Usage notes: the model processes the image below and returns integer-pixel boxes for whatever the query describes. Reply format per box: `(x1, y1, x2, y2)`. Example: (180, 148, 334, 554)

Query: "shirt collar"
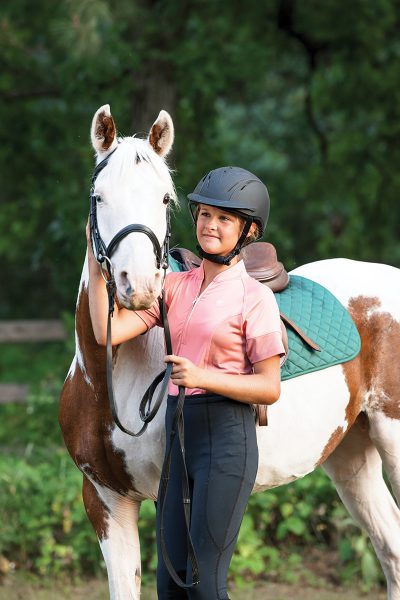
(193, 259, 246, 283)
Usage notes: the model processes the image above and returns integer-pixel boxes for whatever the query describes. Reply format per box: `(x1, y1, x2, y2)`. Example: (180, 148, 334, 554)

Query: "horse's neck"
(74, 256, 165, 404)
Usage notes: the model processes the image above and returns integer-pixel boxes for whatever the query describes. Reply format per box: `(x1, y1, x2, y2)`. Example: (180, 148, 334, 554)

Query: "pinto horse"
(59, 104, 400, 600)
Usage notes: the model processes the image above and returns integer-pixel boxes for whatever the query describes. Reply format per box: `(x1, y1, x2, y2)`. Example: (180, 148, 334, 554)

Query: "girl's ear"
(246, 221, 258, 237)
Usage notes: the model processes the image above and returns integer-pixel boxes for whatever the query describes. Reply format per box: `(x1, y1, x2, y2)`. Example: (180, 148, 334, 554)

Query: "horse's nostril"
(121, 271, 134, 297)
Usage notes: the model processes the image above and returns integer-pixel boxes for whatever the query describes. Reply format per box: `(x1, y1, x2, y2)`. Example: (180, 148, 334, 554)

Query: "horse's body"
(60, 106, 400, 600)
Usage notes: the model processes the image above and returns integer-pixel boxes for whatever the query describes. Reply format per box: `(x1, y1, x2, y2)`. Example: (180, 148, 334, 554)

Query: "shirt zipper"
(178, 281, 212, 351)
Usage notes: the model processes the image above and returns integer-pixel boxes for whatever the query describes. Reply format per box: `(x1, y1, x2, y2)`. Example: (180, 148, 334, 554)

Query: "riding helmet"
(187, 166, 270, 237)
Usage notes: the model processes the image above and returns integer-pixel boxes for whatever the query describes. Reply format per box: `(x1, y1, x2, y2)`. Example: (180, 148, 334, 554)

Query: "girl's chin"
(200, 243, 222, 254)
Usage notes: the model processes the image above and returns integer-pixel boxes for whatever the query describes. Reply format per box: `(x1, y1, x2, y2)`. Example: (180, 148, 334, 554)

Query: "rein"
(88, 149, 200, 588)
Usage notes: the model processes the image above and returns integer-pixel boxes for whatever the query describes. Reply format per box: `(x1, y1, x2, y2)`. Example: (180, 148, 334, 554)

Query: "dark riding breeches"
(156, 393, 259, 600)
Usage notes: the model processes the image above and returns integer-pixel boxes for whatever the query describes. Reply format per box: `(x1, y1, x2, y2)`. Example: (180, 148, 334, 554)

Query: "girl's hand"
(164, 355, 204, 389)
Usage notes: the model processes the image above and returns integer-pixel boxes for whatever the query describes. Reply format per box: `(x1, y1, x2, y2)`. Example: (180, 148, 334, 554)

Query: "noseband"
(88, 147, 172, 437)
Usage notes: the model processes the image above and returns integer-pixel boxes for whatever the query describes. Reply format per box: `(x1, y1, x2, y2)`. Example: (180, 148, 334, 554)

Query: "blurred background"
(0, 0, 399, 597)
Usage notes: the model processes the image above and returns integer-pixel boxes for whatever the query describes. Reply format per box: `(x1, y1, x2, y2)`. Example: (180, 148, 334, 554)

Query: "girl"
(88, 166, 285, 599)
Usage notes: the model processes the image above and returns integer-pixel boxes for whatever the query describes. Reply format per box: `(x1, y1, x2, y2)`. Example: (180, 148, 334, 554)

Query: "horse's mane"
(100, 136, 177, 203)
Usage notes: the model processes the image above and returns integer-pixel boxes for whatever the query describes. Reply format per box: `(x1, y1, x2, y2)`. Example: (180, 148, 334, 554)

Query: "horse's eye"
(163, 193, 170, 205)
(95, 195, 103, 204)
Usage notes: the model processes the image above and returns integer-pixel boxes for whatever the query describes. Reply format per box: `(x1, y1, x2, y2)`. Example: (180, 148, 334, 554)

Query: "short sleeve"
(244, 285, 286, 364)
(135, 299, 161, 330)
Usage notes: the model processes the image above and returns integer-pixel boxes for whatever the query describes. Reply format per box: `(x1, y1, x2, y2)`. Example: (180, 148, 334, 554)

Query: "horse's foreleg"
(322, 415, 400, 600)
(82, 476, 142, 600)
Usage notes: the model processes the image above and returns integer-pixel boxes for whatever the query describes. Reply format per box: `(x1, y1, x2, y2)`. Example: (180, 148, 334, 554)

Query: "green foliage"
(0, 450, 100, 576)
(232, 472, 384, 590)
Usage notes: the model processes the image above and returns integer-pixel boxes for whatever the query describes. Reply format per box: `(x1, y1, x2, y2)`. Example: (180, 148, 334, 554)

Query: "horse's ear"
(91, 104, 118, 156)
(148, 110, 174, 157)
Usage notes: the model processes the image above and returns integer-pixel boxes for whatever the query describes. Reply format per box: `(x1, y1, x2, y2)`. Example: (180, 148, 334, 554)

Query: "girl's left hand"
(164, 355, 203, 389)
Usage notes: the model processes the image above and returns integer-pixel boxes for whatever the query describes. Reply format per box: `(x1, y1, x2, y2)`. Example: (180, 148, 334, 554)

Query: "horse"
(59, 104, 400, 600)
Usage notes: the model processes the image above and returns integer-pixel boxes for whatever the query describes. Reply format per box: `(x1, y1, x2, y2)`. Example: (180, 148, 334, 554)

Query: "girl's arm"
(86, 225, 148, 346)
(165, 354, 281, 405)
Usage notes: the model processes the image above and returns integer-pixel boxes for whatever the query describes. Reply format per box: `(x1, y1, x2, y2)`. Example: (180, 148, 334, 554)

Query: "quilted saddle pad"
(274, 275, 361, 381)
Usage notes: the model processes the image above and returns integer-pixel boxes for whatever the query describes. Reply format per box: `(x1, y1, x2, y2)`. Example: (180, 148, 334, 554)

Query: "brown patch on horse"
(343, 295, 400, 420)
(82, 476, 109, 540)
(316, 426, 344, 467)
(95, 111, 116, 150)
(59, 286, 135, 495)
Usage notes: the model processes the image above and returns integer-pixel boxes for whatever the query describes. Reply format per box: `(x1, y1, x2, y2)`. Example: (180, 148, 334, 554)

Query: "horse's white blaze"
(255, 365, 350, 491)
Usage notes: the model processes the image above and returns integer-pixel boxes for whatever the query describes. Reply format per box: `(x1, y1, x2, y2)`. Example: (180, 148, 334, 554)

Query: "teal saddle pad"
(275, 275, 361, 381)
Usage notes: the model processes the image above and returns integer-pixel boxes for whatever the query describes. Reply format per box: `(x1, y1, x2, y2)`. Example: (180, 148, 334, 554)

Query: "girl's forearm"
(195, 370, 280, 405)
(87, 252, 114, 344)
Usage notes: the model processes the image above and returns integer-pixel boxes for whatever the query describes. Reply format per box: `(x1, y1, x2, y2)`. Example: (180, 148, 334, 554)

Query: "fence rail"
(0, 320, 66, 403)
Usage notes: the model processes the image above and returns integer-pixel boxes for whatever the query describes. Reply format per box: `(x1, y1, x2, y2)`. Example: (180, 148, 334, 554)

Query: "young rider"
(87, 166, 285, 599)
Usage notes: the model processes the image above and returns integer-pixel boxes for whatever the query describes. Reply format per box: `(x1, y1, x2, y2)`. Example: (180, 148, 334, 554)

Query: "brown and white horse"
(60, 105, 400, 600)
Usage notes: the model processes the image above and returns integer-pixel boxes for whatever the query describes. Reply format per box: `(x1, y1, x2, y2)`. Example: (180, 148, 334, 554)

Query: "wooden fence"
(0, 320, 67, 403)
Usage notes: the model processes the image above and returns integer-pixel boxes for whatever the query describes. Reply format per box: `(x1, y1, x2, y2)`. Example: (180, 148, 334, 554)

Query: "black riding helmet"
(187, 166, 270, 265)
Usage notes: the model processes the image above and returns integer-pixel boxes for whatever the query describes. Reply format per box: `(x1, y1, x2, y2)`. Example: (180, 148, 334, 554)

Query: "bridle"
(89, 147, 173, 438)
(88, 147, 200, 588)
(89, 148, 171, 278)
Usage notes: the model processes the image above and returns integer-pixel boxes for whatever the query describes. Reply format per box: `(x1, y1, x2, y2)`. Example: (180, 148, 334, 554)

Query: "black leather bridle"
(89, 148, 172, 438)
(88, 148, 200, 589)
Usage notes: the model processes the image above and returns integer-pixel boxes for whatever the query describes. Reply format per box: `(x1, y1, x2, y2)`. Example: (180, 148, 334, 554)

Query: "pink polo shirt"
(136, 259, 285, 396)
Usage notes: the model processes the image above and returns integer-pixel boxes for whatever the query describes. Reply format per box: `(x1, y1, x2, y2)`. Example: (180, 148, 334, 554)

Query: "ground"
(0, 576, 386, 600)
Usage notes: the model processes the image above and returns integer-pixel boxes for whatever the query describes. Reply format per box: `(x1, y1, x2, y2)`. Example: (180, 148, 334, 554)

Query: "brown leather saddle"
(171, 242, 320, 426)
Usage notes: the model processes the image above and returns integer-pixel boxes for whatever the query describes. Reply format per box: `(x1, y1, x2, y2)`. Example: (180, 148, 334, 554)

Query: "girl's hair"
(193, 204, 260, 248)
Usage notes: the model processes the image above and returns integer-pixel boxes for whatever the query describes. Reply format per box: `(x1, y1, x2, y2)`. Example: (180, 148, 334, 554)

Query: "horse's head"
(90, 104, 175, 310)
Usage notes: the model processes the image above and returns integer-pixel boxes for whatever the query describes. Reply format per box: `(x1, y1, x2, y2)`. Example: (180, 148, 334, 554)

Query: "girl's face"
(196, 204, 244, 257)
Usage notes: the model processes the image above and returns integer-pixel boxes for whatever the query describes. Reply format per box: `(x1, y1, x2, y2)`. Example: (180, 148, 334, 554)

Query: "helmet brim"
(187, 193, 256, 214)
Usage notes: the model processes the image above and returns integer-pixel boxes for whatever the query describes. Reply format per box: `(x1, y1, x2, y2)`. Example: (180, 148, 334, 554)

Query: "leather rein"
(88, 149, 200, 588)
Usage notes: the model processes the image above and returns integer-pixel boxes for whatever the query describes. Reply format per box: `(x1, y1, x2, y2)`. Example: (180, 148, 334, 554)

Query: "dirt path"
(0, 576, 386, 599)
